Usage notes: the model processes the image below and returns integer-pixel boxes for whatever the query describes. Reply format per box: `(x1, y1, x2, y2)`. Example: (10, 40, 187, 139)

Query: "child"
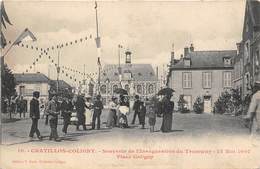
(147, 105, 156, 132)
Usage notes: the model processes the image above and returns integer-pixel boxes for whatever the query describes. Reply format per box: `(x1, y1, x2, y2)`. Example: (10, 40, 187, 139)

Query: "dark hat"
(135, 95, 139, 99)
(33, 91, 40, 98)
(96, 94, 101, 99)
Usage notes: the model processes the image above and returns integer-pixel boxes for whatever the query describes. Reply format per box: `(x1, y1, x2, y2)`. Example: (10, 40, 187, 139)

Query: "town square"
(1, 0, 260, 168)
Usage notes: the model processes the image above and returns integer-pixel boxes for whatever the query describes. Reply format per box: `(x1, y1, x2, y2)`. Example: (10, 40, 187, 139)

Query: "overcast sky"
(3, 0, 245, 85)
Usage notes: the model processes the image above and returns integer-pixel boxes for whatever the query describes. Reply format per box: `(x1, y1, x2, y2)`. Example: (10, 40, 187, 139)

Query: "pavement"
(1, 109, 250, 146)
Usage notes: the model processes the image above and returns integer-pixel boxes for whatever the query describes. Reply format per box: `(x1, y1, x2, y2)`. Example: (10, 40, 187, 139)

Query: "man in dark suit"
(92, 95, 103, 130)
(75, 94, 87, 131)
(131, 95, 142, 125)
(29, 91, 42, 140)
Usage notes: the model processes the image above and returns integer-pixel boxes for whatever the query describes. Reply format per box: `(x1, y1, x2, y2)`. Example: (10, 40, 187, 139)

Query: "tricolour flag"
(13, 28, 37, 45)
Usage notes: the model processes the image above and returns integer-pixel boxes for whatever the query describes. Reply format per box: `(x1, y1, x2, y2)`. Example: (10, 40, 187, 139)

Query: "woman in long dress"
(161, 94, 174, 133)
(84, 96, 93, 126)
(106, 96, 118, 128)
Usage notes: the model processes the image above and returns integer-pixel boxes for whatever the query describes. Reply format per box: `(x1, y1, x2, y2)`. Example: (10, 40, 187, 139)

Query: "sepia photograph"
(0, 0, 260, 168)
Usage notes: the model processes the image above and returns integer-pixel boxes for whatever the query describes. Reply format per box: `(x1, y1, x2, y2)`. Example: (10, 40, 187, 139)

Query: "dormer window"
(184, 58, 191, 67)
(223, 57, 231, 66)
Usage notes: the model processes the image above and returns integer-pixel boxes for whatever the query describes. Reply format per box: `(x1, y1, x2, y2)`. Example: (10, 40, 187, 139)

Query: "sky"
(3, 0, 246, 86)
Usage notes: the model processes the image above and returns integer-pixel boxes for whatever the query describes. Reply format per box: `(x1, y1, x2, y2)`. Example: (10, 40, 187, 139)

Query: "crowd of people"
(1, 95, 28, 118)
(28, 90, 175, 142)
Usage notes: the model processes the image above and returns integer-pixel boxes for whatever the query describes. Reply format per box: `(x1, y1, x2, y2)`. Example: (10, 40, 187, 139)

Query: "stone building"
(14, 72, 50, 108)
(238, 0, 260, 98)
(99, 50, 159, 103)
(167, 44, 236, 113)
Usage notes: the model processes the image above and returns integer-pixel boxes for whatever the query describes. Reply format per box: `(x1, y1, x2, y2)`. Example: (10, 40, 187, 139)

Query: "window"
(148, 84, 154, 94)
(223, 71, 232, 88)
(183, 72, 192, 88)
(112, 85, 118, 94)
(245, 41, 250, 63)
(184, 58, 191, 67)
(136, 85, 143, 94)
(35, 84, 41, 93)
(19, 86, 25, 96)
(223, 58, 231, 66)
(202, 72, 212, 89)
(123, 72, 132, 80)
(100, 85, 107, 94)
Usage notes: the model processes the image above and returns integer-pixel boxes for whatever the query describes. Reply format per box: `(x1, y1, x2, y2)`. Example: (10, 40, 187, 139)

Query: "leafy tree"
(214, 91, 232, 114)
(1, 64, 16, 99)
(193, 96, 204, 114)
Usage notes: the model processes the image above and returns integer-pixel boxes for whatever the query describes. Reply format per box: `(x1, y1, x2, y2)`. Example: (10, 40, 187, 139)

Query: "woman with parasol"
(158, 88, 175, 133)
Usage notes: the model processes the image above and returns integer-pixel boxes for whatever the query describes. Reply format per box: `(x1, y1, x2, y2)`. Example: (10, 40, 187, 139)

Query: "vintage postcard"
(1, 0, 260, 168)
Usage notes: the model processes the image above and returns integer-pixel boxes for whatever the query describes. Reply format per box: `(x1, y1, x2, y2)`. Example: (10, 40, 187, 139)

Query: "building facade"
(98, 50, 159, 103)
(167, 44, 236, 113)
(240, 0, 260, 98)
(14, 73, 50, 105)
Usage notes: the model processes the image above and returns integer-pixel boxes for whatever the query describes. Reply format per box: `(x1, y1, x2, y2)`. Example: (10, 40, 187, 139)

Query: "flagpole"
(95, 1, 101, 95)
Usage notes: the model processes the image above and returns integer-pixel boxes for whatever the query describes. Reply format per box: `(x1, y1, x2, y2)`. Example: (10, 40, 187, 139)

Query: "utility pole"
(118, 44, 123, 88)
(56, 50, 60, 93)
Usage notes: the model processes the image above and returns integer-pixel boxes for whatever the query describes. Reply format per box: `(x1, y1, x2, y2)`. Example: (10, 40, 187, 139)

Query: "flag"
(94, 1, 97, 9)
(0, 32, 7, 48)
(1, 1, 12, 27)
(13, 28, 37, 45)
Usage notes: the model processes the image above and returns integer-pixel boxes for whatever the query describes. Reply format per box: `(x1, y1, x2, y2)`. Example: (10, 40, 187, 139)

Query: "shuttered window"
(183, 72, 192, 88)
(223, 71, 232, 88)
(202, 72, 212, 89)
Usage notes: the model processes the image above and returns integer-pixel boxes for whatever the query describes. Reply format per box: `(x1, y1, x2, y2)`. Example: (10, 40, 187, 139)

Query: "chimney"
(170, 43, 175, 65)
(190, 43, 194, 52)
(184, 47, 189, 57)
(236, 43, 241, 55)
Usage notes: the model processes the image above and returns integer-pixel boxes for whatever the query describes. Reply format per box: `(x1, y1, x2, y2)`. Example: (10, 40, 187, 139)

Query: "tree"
(1, 64, 16, 99)
(231, 88, 242, 116)
(213, 91, 232, 114)
(178, 95, 189, 113)
(193, 96, 204, 114)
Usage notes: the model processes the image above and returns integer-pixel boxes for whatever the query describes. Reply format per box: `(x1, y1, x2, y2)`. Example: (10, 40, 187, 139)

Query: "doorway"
(204, 95, 212, 113)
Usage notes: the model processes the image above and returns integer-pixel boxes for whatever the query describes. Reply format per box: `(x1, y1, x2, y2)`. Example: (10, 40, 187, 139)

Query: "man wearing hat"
(75, 94, 87, 130)
(46, 93, 61, 141)
(92, 94, 103, 130)
(131, 95, 142, 125)
(245, 81, 260, 145)
(29, 91, 42, 140)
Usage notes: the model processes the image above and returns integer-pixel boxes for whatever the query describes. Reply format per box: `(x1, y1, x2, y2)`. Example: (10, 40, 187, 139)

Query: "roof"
(14, 73, 49, 83)
(171, 50, 237, 70)
(50, 80, 72, 89)
(248, 0, 260, 26)
(100, 64, 158, 82)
